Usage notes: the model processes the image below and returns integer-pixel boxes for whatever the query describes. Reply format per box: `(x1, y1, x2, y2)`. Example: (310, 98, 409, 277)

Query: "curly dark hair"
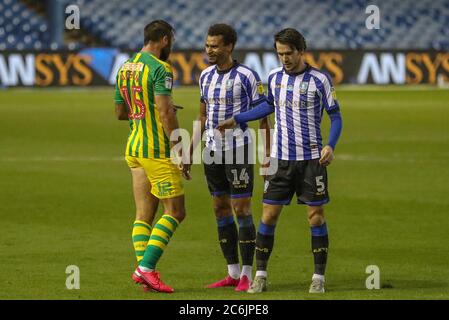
(207, 23, 237, 50)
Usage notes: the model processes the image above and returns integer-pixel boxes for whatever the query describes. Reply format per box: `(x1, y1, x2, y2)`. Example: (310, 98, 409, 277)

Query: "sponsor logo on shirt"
(122, 62, 144, 72)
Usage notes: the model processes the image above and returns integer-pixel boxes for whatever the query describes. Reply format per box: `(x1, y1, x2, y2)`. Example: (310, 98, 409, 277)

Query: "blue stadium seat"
(1, 0, 448, 50)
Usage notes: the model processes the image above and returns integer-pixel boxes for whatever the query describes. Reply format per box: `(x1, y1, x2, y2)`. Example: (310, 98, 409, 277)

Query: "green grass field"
(0, 86, 448, 300)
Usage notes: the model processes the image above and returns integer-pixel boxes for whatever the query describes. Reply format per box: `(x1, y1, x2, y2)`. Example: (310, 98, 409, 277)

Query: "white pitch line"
(337, 154, 448, 164)
(0, 154, 447, 164)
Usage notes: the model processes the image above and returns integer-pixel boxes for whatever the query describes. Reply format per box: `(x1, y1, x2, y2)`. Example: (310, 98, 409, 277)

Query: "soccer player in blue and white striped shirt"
(218, 28, 343, 293)
(183, 24, 271, 292)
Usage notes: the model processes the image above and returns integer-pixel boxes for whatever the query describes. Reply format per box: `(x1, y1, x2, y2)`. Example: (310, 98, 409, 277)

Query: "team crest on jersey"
(300, 82, 309, 93)
(331, 87, 337, 100)
(226, 79, 234, 90)
(165, 76, 173, 89)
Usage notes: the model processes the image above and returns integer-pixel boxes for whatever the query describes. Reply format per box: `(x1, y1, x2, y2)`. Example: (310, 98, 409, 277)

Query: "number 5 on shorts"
(315, 176, 325, 192)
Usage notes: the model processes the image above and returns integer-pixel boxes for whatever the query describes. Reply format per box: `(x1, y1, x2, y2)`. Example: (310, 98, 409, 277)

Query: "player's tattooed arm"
(155, 95, 179, 142)
(115, 103, 128, 120)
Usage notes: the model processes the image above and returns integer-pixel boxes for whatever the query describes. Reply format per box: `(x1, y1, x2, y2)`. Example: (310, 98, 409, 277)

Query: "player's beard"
(159, 45, 171, 62)
(208, 55, 217, 64)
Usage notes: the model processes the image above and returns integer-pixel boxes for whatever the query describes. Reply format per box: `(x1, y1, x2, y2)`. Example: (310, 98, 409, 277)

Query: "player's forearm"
(159, 109, 179, 143)
(327, 110, 343, 150)
(259, 117, 272, 157)
(115, 104, 128, 120)
(155, 95, 180, 144)
(234, 101, 275, 124)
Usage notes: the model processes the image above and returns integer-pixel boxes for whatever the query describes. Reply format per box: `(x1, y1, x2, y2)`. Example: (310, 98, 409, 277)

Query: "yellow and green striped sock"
(139, 214, 179, 270)
(132, 220, 152, 263)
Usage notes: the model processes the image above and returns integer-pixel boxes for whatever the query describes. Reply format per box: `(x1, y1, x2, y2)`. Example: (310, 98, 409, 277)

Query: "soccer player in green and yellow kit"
(114, 20, 186, 293)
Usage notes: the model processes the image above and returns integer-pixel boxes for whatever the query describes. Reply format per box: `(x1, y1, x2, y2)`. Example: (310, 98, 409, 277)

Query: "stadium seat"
(0, 0, 448, 50)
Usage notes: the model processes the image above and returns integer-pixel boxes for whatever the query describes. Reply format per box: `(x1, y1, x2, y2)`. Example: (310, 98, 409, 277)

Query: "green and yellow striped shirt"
(114, 52, 173, 159)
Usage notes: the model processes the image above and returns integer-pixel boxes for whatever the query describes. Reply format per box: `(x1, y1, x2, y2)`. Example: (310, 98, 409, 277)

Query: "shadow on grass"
(266, 278, 448, 294)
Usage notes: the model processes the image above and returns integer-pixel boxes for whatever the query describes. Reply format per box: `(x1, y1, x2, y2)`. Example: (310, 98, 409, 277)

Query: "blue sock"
(237, 215, 254, 228)
(258, 222, 276, 235)
(237, 215, 255, 266)
(217, 215, 235, 227)
(311, 223, 328, 236)
(255, 222, 276, 271)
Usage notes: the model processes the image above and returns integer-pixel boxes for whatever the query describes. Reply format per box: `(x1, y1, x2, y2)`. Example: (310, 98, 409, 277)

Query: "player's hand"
(176, 147, 191, 180)
(181, 163, 192, 180)
(181, 150, 192, 180)
(260, 158, 270, 180)
(216, 117, 237, 132)
(319, 145, 334, 166)
(260, 156, 270, 181)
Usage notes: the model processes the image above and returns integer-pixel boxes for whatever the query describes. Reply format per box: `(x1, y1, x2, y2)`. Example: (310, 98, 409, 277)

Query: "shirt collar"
(283, 63, 311, 76)
(216, 60, 239, 74)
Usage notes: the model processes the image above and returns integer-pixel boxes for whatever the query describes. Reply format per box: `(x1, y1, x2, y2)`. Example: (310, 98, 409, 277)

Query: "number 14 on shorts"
(231, 168, 250, 185)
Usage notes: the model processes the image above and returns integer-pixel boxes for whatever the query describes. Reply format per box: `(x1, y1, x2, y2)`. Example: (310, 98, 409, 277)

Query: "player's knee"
(308, 206, 325, 226)
(215, 207, 232, 219)
(135, 213, 153, 225)
(169, 208, 186, 223)
(213, 202, 232, 218)
(261, 213, 278, 225)
(135, 205, 158, 223)
(232, 201, 251, 216)
(261, 204, 280, 225)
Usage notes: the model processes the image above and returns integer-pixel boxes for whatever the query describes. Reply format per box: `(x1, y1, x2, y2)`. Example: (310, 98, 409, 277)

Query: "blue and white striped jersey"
(199, 62, 265, 151)
(267, 64, 340, 161)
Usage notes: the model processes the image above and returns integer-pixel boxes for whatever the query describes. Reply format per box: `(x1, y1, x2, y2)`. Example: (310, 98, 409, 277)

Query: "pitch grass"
(0, 87, 448, 300)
